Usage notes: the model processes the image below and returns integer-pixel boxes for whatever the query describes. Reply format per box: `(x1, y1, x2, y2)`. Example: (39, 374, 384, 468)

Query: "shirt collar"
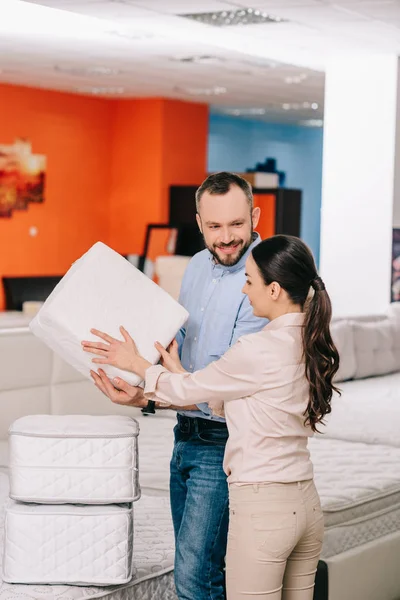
(263, 312, 305, 331)
(209, 232, 261, 274)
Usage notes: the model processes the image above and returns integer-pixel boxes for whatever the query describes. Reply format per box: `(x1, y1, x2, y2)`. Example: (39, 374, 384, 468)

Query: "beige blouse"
(144, 312, 314, 484)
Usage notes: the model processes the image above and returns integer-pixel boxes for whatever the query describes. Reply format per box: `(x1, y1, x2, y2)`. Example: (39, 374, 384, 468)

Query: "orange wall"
(0, 84, 208, 309)
(0, 84, 113, 309)
(109, 98, 208, 255)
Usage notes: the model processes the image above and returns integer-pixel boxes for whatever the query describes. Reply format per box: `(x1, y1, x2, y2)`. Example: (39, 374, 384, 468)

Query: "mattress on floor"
(321, 371, 400, 447)
(29, 241, 188, 387)
(0, 473, 177, 600)
(310, 436, 400, 558)
(3, 501, 134, 585)
(8, 415, 140, 504)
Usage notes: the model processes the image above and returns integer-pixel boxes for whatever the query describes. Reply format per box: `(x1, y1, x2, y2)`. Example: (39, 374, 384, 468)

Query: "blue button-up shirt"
(176, 234, 268, 421)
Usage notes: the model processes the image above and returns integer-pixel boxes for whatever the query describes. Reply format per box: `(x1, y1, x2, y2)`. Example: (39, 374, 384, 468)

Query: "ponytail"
(303, 277, 340, 432)
(252, 235, 341, 433)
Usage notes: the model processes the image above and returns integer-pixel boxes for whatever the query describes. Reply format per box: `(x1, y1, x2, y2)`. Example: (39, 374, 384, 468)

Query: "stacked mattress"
(2, 415, 140, 586)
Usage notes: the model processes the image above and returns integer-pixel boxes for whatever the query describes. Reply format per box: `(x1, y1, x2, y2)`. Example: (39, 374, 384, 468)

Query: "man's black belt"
(177, 414, 228, 434)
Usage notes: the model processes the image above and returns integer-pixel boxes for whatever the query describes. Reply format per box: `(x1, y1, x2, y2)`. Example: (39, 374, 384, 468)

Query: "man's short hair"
(195, 172, 253, 212)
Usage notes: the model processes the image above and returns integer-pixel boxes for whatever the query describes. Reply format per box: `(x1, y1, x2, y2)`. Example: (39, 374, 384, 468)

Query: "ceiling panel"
(2, 0, 400, 125)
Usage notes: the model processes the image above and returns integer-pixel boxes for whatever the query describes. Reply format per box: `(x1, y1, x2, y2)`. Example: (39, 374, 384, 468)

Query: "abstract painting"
(0, 138, 46, 218)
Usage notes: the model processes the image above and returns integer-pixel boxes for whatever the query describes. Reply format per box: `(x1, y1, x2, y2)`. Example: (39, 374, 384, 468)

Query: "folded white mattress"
(30, 242, 189, 387)
(8, 415, 140, 504)
(2, 500, 133, 585)
(0, 474, 176, 600)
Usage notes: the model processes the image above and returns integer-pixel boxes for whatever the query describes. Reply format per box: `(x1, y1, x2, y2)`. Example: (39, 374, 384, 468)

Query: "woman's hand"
(82, 326, 150, 377)
(155, 339, 187, 374)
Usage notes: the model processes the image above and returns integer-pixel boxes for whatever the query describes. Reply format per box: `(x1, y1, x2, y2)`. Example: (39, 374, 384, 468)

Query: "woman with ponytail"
(84, 235, 340, 600)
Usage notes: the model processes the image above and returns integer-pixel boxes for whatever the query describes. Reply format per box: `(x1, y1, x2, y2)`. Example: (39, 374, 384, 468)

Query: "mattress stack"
(2, 414, 140, 586)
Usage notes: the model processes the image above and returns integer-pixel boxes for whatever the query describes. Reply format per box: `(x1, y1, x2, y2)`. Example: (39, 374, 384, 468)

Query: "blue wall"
(208, 114, 324, 264)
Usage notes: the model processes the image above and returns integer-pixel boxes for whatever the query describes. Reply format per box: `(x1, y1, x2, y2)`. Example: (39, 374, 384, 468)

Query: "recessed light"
(170, 55, 224, 65)
(284, 73, 308, 84)
(55, 65, 123, 76)
(225, 107, 266, 116)
(175, 86, 227, 96)
(76, 86, 126, 95)
(281, 102, 320, 111)
(179, 8, 286, 27)
(106, 29, 155, 41)
(299, 119, 323, 127)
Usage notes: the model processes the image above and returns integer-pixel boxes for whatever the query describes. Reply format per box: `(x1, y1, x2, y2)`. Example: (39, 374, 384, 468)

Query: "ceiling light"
(284, 73, 308, 84)
(281, 102, 320, 111)
(224, 107, 266, 116)
(179, 8, 286, 27)
(76, 86, 126, 95)
(106, 29, 155, 41)
(299, 119, 324, 127)
(170, 55, 224, 65)
(55, 65, 122, 76)
(175, 86, 227, 96)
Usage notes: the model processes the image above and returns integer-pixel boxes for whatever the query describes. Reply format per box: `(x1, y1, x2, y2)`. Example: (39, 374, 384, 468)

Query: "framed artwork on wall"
(0, 138, 46, 218)
(392, 228, 400, 302)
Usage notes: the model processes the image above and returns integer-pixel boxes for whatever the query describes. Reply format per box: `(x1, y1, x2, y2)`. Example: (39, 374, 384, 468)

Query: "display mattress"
(2, 501, 133, 585)
(309, 437, 400, 557)
(8, 415, 140, 504)
(0, 473, 177, 599)
(136, 415, 400, 560)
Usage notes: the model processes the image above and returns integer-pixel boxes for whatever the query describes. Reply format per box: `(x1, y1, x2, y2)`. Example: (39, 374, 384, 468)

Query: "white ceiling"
(1, 1, 400, 125)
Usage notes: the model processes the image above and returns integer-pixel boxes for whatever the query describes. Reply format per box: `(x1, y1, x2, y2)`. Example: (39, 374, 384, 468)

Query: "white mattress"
(310, 437, 400, 558)
(8, 415, 140, 504)
(3, 501, 134, 585)
(321, 371, 400, 447)
(30, 242, 188, 387)
(0, 474, 177, 600)
(135, 415, 400, 560)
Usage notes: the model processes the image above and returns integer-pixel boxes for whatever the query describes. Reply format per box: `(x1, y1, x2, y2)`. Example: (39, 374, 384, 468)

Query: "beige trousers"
(226, 480, 324, 600)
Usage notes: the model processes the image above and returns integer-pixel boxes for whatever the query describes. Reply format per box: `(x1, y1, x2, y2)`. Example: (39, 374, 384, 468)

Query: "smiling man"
(195, 175, 257, 267)
(90, 172, 267, 600)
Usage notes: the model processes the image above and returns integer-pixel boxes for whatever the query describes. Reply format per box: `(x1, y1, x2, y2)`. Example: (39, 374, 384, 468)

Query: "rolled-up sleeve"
(144, 337, 261, 408)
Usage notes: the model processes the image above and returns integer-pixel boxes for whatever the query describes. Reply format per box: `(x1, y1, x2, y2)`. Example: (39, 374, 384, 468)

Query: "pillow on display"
(30, 242, 188, 386)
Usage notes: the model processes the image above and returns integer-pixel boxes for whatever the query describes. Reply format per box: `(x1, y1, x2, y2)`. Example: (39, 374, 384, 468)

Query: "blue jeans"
(170, 416, 229, 600)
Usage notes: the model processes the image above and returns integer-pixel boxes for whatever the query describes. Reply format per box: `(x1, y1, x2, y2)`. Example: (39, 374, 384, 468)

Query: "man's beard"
(203, 228, 253, 267)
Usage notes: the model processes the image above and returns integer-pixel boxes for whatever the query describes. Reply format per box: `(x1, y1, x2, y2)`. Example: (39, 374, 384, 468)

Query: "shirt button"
(190, 364, 193, 369)
(201, 307, 204, 312)
(194, 337, 197, 342)
(212, 279, 217, 284)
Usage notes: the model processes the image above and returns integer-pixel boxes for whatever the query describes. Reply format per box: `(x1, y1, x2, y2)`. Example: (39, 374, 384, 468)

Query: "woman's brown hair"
(252, 235, 340, 432)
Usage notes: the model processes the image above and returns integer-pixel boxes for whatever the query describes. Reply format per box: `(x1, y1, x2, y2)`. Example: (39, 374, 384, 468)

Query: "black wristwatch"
(141, 400, 156, 416)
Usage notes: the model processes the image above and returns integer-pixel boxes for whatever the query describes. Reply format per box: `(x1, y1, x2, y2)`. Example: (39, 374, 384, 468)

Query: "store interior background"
(0, 0, 399, 315)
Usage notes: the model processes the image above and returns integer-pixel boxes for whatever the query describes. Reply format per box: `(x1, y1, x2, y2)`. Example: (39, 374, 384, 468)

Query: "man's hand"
(90, 368, 147, 408)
